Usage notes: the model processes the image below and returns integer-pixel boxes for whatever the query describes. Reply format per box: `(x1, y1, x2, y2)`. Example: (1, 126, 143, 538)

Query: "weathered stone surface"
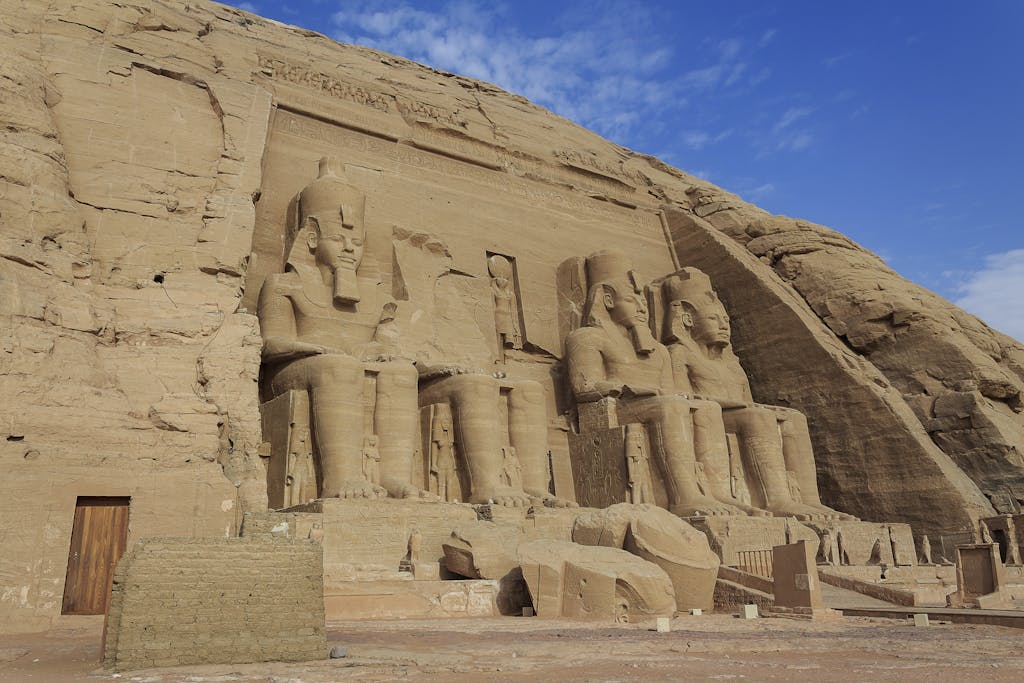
(442, 522, 522, 580)
(518, 539, 676, 620)
(573, 503, 720, 611)
(1, 0, 1019, 633)
(102, 537, 325, 671)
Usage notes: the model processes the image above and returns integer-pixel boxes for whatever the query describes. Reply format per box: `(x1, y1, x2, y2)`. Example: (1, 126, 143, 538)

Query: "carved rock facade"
(0, 0, 1016, 631)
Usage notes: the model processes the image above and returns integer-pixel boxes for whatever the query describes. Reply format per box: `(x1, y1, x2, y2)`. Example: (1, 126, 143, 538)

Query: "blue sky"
(226, 0, 1024, 341)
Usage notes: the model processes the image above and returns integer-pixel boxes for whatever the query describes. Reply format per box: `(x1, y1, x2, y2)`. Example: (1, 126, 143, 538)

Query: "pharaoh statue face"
(688, 300, 731, 347)
(307, 211, 365, 276)
(604, 282, 649, 329)
(291, 157, 367, 305)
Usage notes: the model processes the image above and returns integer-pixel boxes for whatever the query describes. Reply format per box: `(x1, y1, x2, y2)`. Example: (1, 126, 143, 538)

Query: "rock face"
(0, 0, 1018, 631)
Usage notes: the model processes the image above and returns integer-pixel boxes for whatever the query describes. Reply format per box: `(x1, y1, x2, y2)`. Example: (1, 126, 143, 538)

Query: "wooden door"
(60, 497, 130, 615)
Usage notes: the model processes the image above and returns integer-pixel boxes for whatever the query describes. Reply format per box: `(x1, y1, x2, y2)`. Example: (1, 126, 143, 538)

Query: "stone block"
(740, 604, 759, 620)
(573, 503, 720, 611)
(772, 541, 823, 610)
(655, 617, 671, 632)
(518, 539, 675, 620)
(913, 613, 929, 627)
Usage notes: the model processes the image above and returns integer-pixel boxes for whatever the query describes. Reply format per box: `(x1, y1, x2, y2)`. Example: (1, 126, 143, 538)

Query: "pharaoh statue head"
(659, 268, 731, 350)
(582, 249, 657, 353)
(285, 156, 367, 305)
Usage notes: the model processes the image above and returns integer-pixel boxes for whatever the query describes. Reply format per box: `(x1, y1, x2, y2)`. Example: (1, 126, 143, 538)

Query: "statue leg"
(273, 355, 382, 499)
(723, 407, 831, 521)
(508, 380, 576, 507)
(691, 400, 769, 517)
(375, 362, 436, 500)
(618, 396, 742, 518)
(773, 407, 854, 520)
(420, 374, 531, 507)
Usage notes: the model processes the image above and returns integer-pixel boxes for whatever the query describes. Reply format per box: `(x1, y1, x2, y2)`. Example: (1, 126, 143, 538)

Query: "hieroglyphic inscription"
(257, 54, 467, 127)
(258, 54, 393, 112)
(275, 109, 660, 230)
(258, 53, 652, 203)
(553, 149, 646, 187)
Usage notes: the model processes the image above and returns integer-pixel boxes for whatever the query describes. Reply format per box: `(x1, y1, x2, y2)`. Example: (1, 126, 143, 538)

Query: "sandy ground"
(2, 614, 1023, 683)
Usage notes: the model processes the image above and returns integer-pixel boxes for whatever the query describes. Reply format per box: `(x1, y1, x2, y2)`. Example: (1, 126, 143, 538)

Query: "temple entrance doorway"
(60, 497, 130, 615)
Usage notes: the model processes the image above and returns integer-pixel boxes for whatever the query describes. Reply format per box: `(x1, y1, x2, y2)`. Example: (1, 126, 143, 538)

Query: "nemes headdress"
(649, 267, 718, 343)
(582, 249, 644, 325)
(286, 157, 366, 262)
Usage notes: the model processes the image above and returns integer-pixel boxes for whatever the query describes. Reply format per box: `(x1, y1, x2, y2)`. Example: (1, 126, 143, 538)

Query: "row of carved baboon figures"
(260, 157, 854, 521)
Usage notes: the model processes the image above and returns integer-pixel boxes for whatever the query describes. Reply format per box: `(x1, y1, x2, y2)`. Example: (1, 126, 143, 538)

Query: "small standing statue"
(868, 538, 883, 565)
(430, 404, 459, 502)
(501, 446, 523, 489)
(625, 423, 654, 504)
(784, 518, 794, 545)
(919, 535, 933, 565)
(361, 435, 381, 486)
(888, 526, 904, 566)
(836, 528, 851, 566)
(818, 527, 836, 565)
(407, 528, 423, 564)
(488, 254, 523, 360)
(980, 522, 994, 544)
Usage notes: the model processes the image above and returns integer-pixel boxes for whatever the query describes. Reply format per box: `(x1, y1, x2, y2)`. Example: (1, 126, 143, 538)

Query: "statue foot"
(670, 497, 744, 518)
(393, 483, 440, 501)
(475, 487, 533, 507)
(525, 490, 579, 508)
(767, 502, 834, 522)
(323, 480, 386, 500)
(804, 502, 857, 521)
(734, 503, 772, 518)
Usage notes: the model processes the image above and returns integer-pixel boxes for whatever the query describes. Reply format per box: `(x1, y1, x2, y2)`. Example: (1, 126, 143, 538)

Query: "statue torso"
(668, 343, 749, 401)
(277, 269, 383, 352)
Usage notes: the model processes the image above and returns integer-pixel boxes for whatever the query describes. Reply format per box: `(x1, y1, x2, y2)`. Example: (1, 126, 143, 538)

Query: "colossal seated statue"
(565, 250, 744, 518)
(257, 157, 429, 501)
(417, 366, 574, 509)
(651, 267, 853, 521)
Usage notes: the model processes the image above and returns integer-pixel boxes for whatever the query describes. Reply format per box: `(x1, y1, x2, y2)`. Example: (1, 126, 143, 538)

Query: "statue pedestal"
(241, 498, 583, 620)
(690, 516, 818, 567)
(804, 520, 916, 567)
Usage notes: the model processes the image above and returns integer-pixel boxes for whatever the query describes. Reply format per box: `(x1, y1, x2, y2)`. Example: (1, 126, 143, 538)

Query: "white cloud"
(681, 129, 732, 150)
(955, 249, 1024, 342)
(236, 1, 258, 12)
(330, 2, 684, 141)
(744, 182, 775, 201)
(757, 29, 777, 48)
(330, 2, 759, 145)
(773, 106, 813, 133)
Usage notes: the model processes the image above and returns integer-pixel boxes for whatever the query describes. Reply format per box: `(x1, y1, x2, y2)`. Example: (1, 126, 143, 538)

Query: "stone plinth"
(693, 516, 817, 567)
(771, 541, 822, 610)
(806, 521, 917, 567)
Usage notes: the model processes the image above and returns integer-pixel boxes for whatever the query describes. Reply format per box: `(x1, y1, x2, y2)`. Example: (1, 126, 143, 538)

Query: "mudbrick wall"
(102, 537, 325, 671)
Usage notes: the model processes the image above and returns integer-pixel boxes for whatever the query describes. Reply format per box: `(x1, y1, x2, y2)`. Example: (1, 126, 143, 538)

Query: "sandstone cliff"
(1, 0, 1018, 629)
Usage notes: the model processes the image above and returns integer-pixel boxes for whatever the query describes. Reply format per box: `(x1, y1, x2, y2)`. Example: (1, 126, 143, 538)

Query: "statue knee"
(692, 399, 722, 420)
(511, 380, 544, 404)
(312, 354, 364, 385)
(379, 362, 418, 389)
(442, 373, 497, 401)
